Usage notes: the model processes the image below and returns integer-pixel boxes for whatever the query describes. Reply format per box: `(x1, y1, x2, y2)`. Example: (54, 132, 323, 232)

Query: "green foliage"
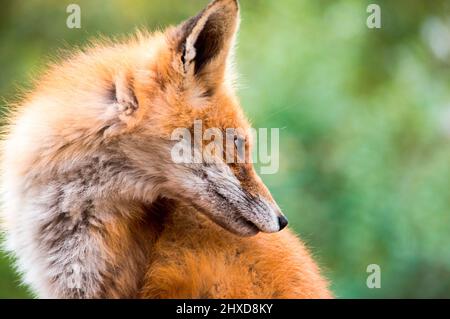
(0, 0, 449, 298)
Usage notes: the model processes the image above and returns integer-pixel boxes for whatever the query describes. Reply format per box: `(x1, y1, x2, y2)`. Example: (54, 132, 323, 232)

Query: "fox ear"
(175, 0, 239, 88)
(102, 72, 145, 138)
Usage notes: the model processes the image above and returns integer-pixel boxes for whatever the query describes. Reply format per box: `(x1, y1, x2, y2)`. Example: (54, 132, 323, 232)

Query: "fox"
(0, 0, 331, 298)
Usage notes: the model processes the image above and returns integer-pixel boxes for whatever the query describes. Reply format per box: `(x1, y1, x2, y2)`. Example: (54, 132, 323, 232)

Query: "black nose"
(278, 215, 289, 230)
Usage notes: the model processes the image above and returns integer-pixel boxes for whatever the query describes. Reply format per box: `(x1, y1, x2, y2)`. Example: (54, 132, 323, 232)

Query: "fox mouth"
(163, 163, 284, 236)
(208, 188, 263, 236)
(234, 216, 261, 236)
(174, 182, 283, 236)
(189, 200, 261, 236)
(213, 215, 260, 237)
(169, 188, 262, 236)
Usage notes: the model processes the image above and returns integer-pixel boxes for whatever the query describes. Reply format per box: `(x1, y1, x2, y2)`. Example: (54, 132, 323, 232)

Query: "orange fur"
(1, 0, 332, 298)
(142, 206, 331, 298)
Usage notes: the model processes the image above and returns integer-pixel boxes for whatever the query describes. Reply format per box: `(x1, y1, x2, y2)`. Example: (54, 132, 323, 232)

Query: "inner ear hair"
(192, 11, 228, 74)
(113, 72, 138, 116)
(101, 72, 142, 138)
(177, 0, 239, 76)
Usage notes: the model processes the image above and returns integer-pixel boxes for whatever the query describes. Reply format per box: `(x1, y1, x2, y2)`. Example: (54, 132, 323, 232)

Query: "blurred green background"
(1, 0, 450, 298)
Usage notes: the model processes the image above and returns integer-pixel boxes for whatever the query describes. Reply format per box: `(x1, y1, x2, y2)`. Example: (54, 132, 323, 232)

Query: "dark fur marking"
(201, 87, 215, 98)
(107, 82, 118, 103)
(177, 9, 205, 55)
(128, 83, 139, 111)
(193, 11, 225, 74)
(178, 6, 232, 75)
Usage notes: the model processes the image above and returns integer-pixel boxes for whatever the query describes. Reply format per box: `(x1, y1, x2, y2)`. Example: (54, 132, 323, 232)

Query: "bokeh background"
(1, 0, 450, 298)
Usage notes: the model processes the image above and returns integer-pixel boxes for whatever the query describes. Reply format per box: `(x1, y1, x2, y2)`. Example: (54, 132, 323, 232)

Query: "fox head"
(5, 0, 287, 237)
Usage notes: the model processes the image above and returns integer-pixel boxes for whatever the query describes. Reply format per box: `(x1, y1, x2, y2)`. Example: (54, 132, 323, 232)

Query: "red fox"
(0, 0, 331, 298)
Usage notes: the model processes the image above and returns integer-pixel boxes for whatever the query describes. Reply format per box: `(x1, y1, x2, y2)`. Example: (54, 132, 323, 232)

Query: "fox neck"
(16, 137, 176, 297)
